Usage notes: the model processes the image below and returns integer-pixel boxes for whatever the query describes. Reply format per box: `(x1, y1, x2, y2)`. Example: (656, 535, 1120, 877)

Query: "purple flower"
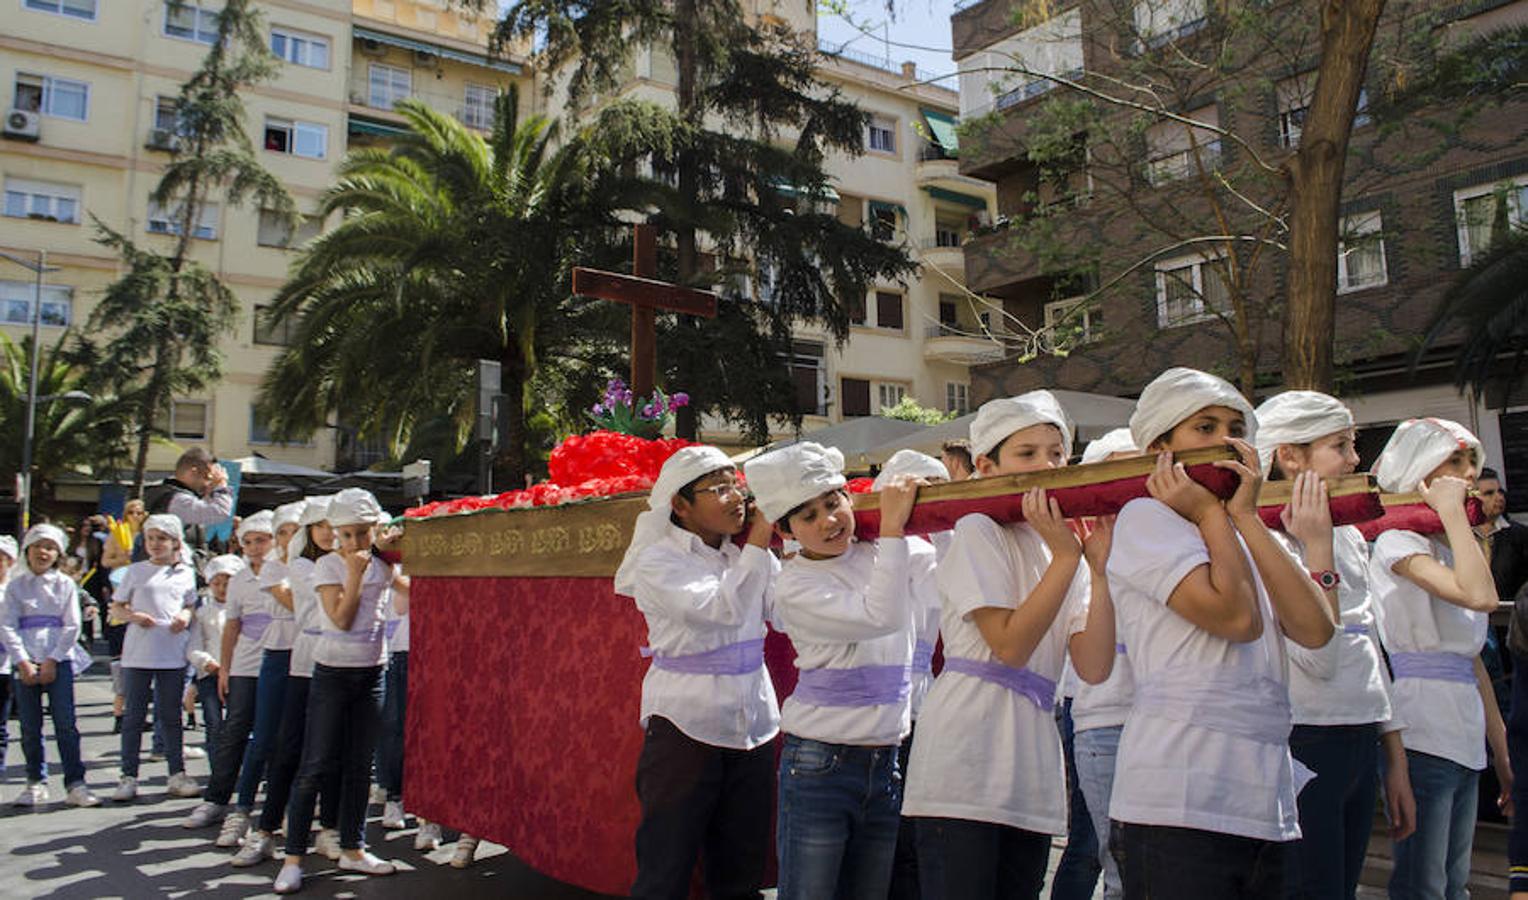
(671, 392, 690, 408)
(621, 390, 633, 404)
(591, 403, 604, 416)
(642, 405, 655, 417)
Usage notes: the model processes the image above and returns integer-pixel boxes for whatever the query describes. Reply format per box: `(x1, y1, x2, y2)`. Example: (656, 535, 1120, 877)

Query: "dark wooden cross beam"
(572, 223, 719, 400)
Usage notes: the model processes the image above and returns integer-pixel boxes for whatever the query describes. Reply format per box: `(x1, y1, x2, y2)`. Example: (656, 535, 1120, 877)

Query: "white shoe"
(369, 784, 387, 804)
(146, 750, 165, 763)
(232, 830, 277, 867)
(314, 828, 341, 861)
(183, 800, 225, 828)
(414, 821, 442, 852)
(216, 810, 251, 848)
(450, 835, 479, 869)
(166, 772, 202, 798)
(184, 746, 207, 760)
(273, 863, 303, 894)
(337, 851, 395, 876)
(380, 800, 405, 829)
(13, 782, 50, 806)
(64, 783, 100, 808)
(111, 777, 137, 803)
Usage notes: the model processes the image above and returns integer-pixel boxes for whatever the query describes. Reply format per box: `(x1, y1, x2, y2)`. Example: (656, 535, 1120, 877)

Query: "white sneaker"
(414, 821, 442, 852)
(216, 810, 251, 848)
(232, 830, 277, 867)
(273, 863, 303, 894)
(314, 828, 341, 861)
(450, 835, 479, 869)
(111, 777, 138, 803)
(182, 801, 225, 828)
(184, 746, 208, 760)
(380, 800, 405, 830)
(369, 784, 387, 804)
(337, 851, 395, 876)
(64, 783, 100, 808)
(13, 782, 50, 806)
(166, 772, 202, 798)
(146, 750, 165, 763)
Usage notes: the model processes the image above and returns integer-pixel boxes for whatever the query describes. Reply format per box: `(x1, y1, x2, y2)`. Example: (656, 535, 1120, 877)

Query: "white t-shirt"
(771, 537, 934, 747)
(902, 514, 1090, 834)
(1279, 526, 1396, 728)
(631, 522, 780, 750)
(257, 556, 298, 652)
(116, 560, 198, 670)
(1105, 498, 1303, 843)
(1370, 529, 1487, 770)
(287, 556, 322, 678)
(187, 594, 226, 675)
(909, 535, 944, 719)
(1072, 639, 1137, 733)
(385, 565, 409, 654)
(311, 552, 390, 668)
(1, 569, 85, 668)
(225, 565, 271, 678)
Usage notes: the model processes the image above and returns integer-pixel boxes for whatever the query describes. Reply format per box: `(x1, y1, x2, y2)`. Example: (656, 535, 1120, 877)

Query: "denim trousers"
(194, 674, 223, 760)
(14, 663, 85, 785)
(1074, 724, 1123, 900)
(1284, 723, 1380, 899)
(1116, 822, 1285, 899)
(256, 675, 339, 835)
(914, 816, 1050, 900)
(234, 649, 290, 809)
(206, 675, 258, 805)
(0, 672, 12, 775)
(1052, 700, 1101, 900)
(377, 650, 408, 799)
(776, 734, 902, 900)
(121, 666, 184, 778)
(1387, 749, 1479, 900)
(284, 663, 383, 854)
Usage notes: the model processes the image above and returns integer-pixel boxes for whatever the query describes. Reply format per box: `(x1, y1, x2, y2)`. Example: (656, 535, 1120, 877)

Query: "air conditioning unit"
(3, 109, 40, 142)
(360, 38, 386, 56)
(146, 129, 180, 152)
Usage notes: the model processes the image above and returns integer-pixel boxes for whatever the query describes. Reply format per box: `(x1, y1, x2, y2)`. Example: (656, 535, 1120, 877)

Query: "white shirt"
(1279, 526, 1396, 728)
(287, 557, 322, 678)
(771, 537, 935, 747)
(902, 514, 1090, 834)
(257, 556, 298, 652)
(224, 565, 271, 677)
(188, 594, 227, 675)
(909, 535, 945, 719)
(1072, 639, 1137, 734)
(116, 560, 198, 670)
(1106, 498, 1303, 843)
(311, 552, 390, 668)
(630, 522, 780, 751)
(1370, 529, 1487, 770)
(1, 569, 84, 668)
(385, 565, 409, 654)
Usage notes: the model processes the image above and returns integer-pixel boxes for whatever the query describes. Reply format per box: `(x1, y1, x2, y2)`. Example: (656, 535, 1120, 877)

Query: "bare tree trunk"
(1283, 0, 1385, 390)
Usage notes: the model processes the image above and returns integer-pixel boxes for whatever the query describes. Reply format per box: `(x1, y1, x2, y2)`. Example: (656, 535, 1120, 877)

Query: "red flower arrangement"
(845, 477, 876, 495)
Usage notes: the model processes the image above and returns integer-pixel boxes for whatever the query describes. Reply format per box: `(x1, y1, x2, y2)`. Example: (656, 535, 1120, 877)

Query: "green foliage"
(1417, 228, 1528, 402)
(879, 396, 955, 425)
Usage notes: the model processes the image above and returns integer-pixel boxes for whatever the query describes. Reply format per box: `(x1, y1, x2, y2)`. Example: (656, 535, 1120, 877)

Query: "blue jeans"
(235, 649, 290, 809)
(1285, 723, 1380, 899)
(285, 664, 384, 854)
(194, 675, 224, 760)
(1388, 749, 1478, 900)
(1074, 724, 1123, 900)
(14, 663, 85, 785)
(914, 816, 1050, 900)
(121, 667, 184, 778)
(776, 734, 902, 900)
(1052, 700, 1100, 900)
(377, 650, 408, 799)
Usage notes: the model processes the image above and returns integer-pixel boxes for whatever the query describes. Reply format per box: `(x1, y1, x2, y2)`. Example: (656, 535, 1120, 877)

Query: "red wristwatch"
(1309, 569, 1340, 590)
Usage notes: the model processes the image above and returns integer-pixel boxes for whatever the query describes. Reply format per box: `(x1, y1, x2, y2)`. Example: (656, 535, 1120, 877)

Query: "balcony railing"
(816, 37, 944, 83)
(348, 87, 497, 131)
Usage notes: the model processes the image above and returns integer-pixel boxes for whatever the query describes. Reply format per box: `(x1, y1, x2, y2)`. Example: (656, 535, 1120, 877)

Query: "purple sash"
(642, 638, 765, 676)
(17, 615, 64, 630)
(942, 657, 1057, 711)
(1391, 651, 1475, 684)
(326, 626, 384, 644)
(384, 619, 403, 640)
(913, 641, 935, 674)
(1342, 624, 1369, 636)
(300, 627, 322, 637)
(240, 612, 272, 641)
(1116, 643, 1128, 655)
(793, 664, 911, 707)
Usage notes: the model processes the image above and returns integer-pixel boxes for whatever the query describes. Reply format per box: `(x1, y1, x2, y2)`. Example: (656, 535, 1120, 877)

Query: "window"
(157, 400, 208, 441)
(957, 9, 1083, 118)
(0, 281, 72, 327)
(1044, 296, 1103, 343)
(164, 2, 220, 44)
(13, 73, 89, 121)
(1455, 177, 1528, 266)
(24, 0, 97, 20)
(270, 28, 329, 68)
(1278, 73, 1371, 148)
(938, 296, 959, 328)
(840, 377, 871, 418)
(368, 63, 411, 109)
(253, 305, 300, 345)
(148, 199, 219, 240)
(3, 179, 80, 224)
(790, 341, 826, 415)
(153, 96, 184, 134)
(848, 292, 867, 326)
(249, 406, 311, 445)
(935, 219, 964, 248)
(256, 209, 322, 248)
(1337, 211, 1387, 292)
(1134, 0, 1206, 49)
(877, 383, 906, 411)
(263, 117, 327, 159)
(866, 116, 896, 154)
(875, 291, 904, 331)
(1145, 105, 1220, 184)
(461, 83, 495, 130)
(869, 203, 897, 242)
(1155, 255, 1229, 328)
(946, 382, 970, 415)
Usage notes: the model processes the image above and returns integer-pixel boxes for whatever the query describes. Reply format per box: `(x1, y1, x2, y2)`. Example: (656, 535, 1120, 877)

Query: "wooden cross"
(572, 223, 719, 400)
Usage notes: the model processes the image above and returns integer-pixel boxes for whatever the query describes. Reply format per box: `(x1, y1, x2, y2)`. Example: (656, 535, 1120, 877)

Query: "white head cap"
(745, 442, 847, 524)
(273, 500, 307, 532)
(1253, 391, 1355, 473)
(236, 510, 275, 539)
(21, 524, 67, 555)
(142, 514, 184, 545)
(202, 554, 245, 581)
(613, 446, 736, 597)
(0, 535, 16, 562)
(969, 390, 1074, 460)
(1080, 427, 1139, 465)
(1372, 418, 1484, 493)
(289, 495, 334, 561)
(328, 488, 386, 528)
(1129, 367, 1255, 451)
(872, 449, 949, 491)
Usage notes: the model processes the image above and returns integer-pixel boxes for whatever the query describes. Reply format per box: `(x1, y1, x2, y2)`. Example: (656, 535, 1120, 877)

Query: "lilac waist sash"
(240, 612, 272, 641)
(18, 615, 64, 629)
(1116, 643, 1128, 655)
(793, 664, 911, 708)
(385, 619, 403, 640)
(1391, 651, 1475, 684)
(642, 638, 765, 676)
(324, 625, 384, 644)
(300, 627, 322, 637)
(941, 657, 1057, 711)
(1342, 623, 1369, 636)
(912, 641, 935, 675)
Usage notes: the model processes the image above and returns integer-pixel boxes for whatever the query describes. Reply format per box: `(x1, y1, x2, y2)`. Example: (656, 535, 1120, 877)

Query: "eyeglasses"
(694, 483, 745, 502)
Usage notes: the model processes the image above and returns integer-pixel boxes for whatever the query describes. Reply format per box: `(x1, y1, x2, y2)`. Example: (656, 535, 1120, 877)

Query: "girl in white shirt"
(1254, 391, 1417, 897)
(901, 392, 1116, 900)
(0, 534, 16, 784)
(1, 524, 97, 808)
(1104, 368, 1334, 899)
(743, 441, 927, 900)
(1368, 418, 1511, 900)
(188, 554, 243, 765)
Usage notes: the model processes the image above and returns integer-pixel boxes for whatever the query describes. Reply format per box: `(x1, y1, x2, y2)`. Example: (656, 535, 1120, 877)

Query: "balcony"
(917, 235, 967, 274)
(923, 323, 1005, 364)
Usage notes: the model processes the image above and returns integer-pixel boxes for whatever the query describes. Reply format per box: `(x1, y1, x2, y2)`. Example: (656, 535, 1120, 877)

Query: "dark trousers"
(1052, 699, 1101, 900)
(234, 650, 290, 809)
(1285, 723, 1380, 899)
(631, 716, 775, 900)
(194, 675, 223, 760)
(890, 732, 920, 900)
(206, 675, 258, 805)
(15, 664, 85, 785)
(121, 667, 183, 779)
(1117, 822, 1284, 899)
(377, 651, 408, 799)
(0, 672, 11, 773)
(257, 675, 339, 834)
(1511, 652, 1528, 894)
(284, 664, 383, 855)
(914, 817, 1050, 900)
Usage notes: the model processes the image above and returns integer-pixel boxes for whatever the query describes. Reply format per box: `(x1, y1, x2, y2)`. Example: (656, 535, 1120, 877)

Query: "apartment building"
(951, 0, 1528, 494)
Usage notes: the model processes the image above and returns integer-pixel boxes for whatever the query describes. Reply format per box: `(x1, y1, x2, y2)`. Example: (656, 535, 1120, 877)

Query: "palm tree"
(258, 89, 612, 483)
(1415, 228, 1528, 401)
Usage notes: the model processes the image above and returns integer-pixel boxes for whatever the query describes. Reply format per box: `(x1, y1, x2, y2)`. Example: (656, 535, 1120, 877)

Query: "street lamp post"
(1, 249, 61, 534)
